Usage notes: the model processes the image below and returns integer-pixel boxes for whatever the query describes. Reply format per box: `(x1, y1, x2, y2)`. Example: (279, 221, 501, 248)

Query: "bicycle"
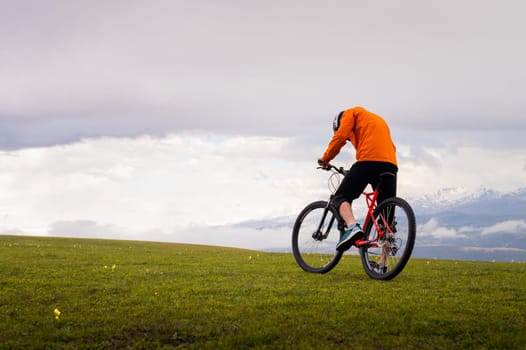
(291, 164, 416, 280)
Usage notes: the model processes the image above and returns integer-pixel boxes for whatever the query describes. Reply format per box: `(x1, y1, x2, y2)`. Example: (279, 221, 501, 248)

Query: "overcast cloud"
(1, 1, 525, 254)
(1, 0, 526, 148)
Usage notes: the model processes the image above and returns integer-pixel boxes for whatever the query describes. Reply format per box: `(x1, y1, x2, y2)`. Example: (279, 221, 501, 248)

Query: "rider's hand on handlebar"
(317, 158, 329, 169)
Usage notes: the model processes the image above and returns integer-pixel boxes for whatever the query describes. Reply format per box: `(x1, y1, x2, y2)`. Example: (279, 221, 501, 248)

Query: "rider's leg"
(339, 201, 356, 228)
(336, 202, 364, 251)
(333, 162, 368, 216)
(333, 162, 370, 252)
(375, 163, 398, 204)
(333, 162, 367, 235)
(374, 163, 398, 229)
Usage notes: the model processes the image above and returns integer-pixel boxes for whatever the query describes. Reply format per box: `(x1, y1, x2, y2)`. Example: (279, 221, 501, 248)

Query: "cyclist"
(317, 106, 398, 252)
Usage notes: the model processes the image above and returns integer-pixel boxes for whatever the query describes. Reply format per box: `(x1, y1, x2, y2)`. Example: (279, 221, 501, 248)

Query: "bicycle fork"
(312, 201, 338, 241)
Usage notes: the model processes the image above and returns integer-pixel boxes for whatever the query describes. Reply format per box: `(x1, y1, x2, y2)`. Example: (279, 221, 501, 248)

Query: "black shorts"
(333, 161, 398, 209)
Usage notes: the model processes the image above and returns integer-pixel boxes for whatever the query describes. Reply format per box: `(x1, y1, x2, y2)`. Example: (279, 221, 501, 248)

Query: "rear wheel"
(292, 201, 343, 273)
(360, 197, 416, 280)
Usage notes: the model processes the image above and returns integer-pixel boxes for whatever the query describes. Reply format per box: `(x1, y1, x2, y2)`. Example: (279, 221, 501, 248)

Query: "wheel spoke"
(360, 198, 416, 280)
(292, 201, 343, 273)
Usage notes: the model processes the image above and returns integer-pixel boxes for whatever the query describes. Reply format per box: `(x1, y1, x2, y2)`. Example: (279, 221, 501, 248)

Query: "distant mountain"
(415, 188, 526, 231)
(228, 188, 526, 262)
(412, 187, 526, 261)
(231, 216, 293, 231)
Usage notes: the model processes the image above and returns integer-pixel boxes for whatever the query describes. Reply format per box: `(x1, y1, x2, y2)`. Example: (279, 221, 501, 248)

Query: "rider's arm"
(319, 109, 355, 164)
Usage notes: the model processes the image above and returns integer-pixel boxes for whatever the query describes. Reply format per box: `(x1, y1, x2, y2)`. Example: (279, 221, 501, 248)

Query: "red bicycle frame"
(354, 189, 392, 248)
(320, 164, 396, 250)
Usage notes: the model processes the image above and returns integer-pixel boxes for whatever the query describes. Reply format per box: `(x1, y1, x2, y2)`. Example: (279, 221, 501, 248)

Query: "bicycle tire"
(292, 200, 343, 273)
(360, 197, 416, 280)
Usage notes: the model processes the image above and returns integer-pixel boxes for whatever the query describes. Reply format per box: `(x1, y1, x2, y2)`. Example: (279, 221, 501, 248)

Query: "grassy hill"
(1, 235, 525, 349)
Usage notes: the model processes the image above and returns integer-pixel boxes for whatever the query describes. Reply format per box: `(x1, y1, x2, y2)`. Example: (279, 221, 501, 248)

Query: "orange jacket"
(321, 107, 397, 166)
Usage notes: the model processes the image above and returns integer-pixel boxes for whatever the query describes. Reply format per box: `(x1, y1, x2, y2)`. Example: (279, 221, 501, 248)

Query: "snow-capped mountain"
(413, 187, 524, 212)
(224, 187, 526, 262)
(414, 187, 526, 227)
(412, 187, 526, 262)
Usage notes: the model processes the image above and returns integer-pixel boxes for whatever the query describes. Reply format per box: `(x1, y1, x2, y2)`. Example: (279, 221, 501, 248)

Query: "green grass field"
(1, 235, 525, 349)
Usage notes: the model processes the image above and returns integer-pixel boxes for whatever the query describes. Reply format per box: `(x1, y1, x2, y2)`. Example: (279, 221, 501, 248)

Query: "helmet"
(332, 111, 344, 133)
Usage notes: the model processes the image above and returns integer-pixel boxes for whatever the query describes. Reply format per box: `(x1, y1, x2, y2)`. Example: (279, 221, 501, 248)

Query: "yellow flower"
(111, 264, 116, 272)
(54, 308, 61, 320)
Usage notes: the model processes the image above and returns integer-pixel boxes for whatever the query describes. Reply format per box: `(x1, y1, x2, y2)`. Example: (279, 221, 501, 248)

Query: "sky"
(1, 1, 525, 251)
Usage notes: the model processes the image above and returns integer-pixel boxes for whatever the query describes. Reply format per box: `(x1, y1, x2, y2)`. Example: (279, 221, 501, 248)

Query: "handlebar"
(317, 163, 347, 176)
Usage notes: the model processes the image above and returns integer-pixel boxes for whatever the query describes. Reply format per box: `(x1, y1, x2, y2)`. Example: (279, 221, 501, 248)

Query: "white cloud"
(462, 247, 526, 254)
(172, 224, 292, 251)
(48, 220, 136, 240)
(418, 217, 526, 242)
(481, 220, 526, 236)
(42, 219, 293, 251)
(398, 144, 526, 199)
(0, 133, 326, 239)
(419, 218, 461, 239)
(1, 131, 525, 248)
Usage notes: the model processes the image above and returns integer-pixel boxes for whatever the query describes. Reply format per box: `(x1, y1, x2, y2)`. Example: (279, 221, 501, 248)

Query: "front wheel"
(360, 197, 416, 280)
(292, 201, 343, 273)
